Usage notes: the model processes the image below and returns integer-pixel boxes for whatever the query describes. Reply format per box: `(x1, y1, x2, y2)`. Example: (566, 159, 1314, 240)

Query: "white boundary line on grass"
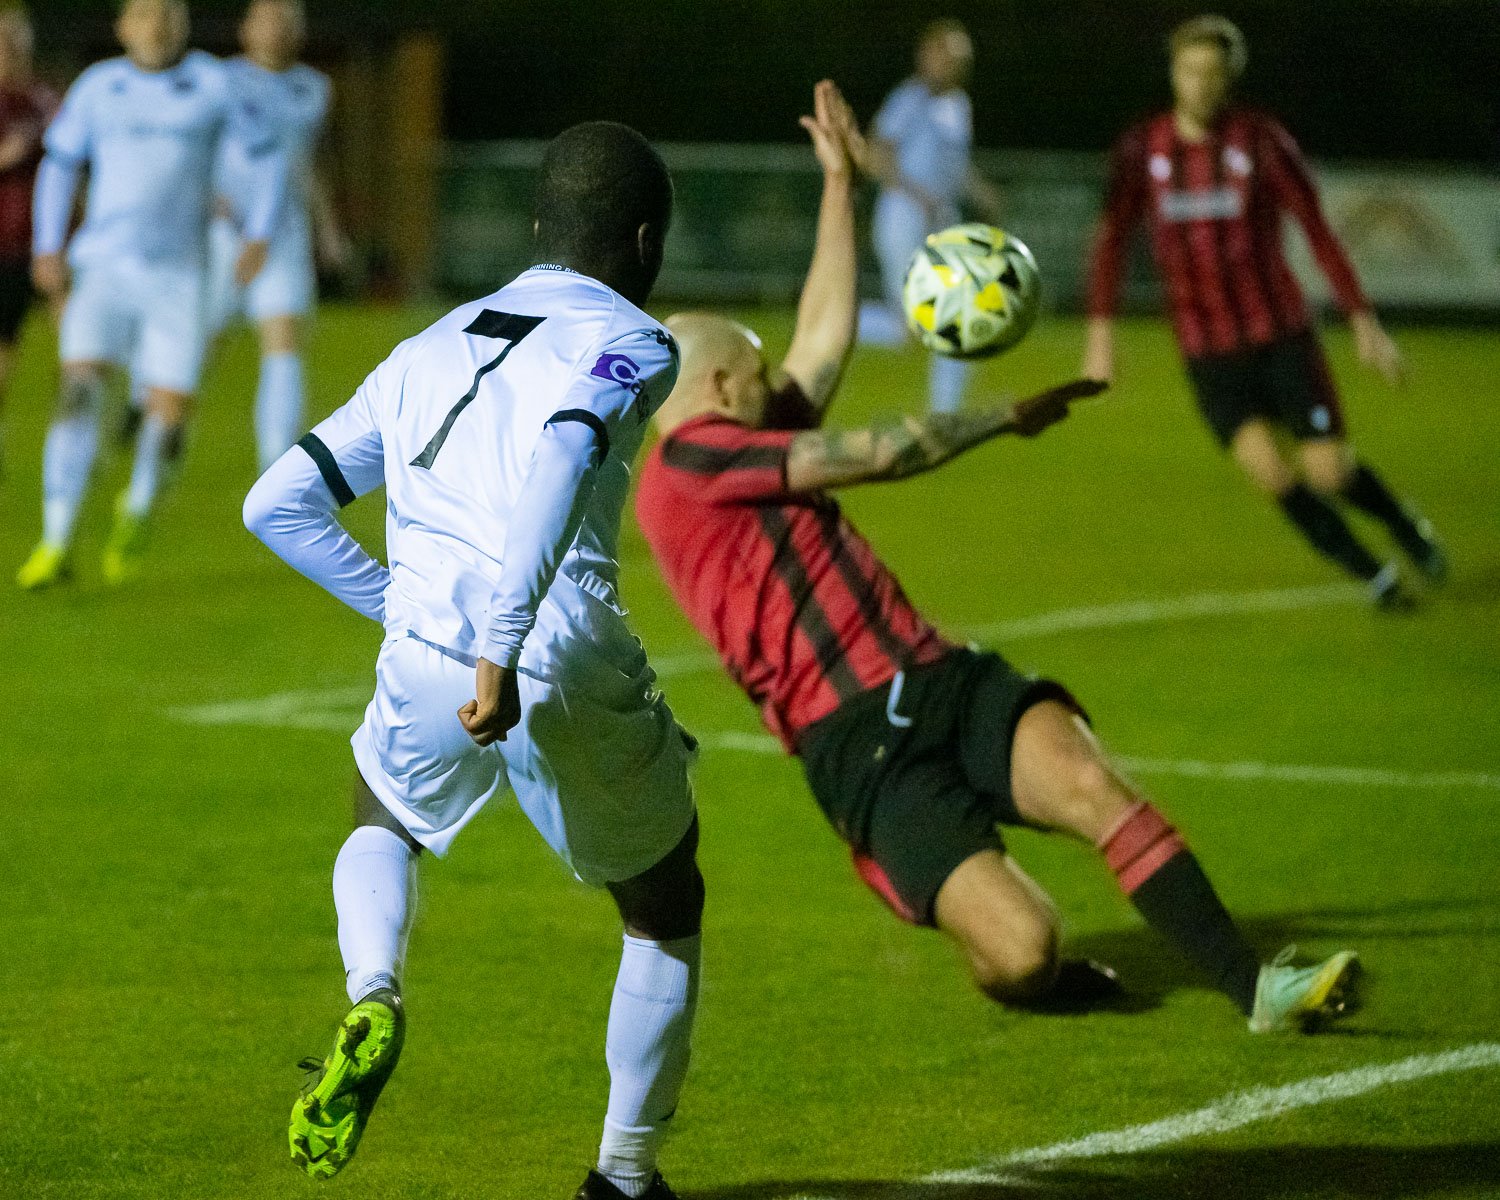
(696, 732, 1500, 792)
(164, 702, 1500, 794)
(653, 580, 1366, 680)
(785, 1042, 1500, 1199)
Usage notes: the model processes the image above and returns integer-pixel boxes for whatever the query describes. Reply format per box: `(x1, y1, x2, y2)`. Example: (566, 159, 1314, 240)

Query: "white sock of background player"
(332, 825, 417, 1003)
(597, 933, 701, 1197)
(41, 372, 106, 548)
(255, 350, 305, 472)
(928, 351, 970, 414)
(122, 412, 182, 519)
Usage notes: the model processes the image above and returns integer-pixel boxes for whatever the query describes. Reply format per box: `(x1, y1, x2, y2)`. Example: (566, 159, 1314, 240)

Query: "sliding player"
(19, 0, 287, 589)
(246, 122, 700, 1200)
(208, 0, 344, 470)
(0, 7, 55, 472)
(1083, 15, 1444, 609)
(863, 18, 1002, 414)
(637, 80, 1359, 1034)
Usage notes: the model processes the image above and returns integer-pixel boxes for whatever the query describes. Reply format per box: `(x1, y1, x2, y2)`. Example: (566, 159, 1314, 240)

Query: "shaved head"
(657, 312, 772, 435)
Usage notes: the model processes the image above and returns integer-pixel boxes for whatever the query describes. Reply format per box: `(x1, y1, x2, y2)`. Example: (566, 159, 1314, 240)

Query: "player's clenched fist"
(458, 658, 521, 745)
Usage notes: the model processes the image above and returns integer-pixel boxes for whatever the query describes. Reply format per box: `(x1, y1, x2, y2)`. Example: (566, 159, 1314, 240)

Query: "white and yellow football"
(901, 224, 1041, 359)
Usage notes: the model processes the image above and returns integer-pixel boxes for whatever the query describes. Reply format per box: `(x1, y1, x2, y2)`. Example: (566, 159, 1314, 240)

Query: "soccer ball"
(902, 224, 1041, 359)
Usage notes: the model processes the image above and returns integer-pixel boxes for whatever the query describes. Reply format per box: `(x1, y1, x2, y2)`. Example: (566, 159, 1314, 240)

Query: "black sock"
(1342, 463, 1424, 551)
(1103, 804, 1262, 1014)
(1278, 482, 1382, 581)
(1129, 853, 1262, 1014)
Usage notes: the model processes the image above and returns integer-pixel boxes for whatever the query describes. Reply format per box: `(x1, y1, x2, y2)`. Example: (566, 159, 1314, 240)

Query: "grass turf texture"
(1, 304, 1497, 1199)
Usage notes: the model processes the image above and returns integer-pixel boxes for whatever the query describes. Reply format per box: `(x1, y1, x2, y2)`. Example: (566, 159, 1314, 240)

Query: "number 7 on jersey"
(410, 310, 547, 469)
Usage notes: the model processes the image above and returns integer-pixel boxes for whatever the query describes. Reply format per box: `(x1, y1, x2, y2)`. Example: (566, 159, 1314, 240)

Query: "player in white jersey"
(245, 122, 700, 1200)
(862, 19, 1002, 414)
(208, 0, 343, 471)
(18, 0, 288, 590)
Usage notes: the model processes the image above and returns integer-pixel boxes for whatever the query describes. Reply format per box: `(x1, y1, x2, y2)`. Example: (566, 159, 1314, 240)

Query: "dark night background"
(32, 0, 1500, 162)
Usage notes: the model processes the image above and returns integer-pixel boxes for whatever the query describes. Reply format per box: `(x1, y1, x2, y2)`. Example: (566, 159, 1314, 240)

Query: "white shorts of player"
(206, 215, 317, 333)
(873, 189, 960, 311)
(351, 632, 698, 886)
(60, 255, 210, 394)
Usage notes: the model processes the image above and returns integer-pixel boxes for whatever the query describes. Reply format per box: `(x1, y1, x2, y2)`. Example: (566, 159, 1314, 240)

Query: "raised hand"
(800, 79, 865, 178)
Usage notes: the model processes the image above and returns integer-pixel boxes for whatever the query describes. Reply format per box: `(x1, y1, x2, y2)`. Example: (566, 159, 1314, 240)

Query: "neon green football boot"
(101, 493, 151, 586)
(289, 991, 406, 1179)
(1249, 946, 1363, 1034)
(17, 541, 71, 590)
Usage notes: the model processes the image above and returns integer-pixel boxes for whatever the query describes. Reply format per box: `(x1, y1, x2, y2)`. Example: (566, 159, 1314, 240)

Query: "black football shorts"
(796, 648, 1081, 928)
(1186, 328, 1346, 447)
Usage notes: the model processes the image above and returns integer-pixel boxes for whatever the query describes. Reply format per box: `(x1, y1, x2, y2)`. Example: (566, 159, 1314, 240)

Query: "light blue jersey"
(216, 56, 329, 240)
(36, 50, 286, 267)
(874, 77, 973, 206)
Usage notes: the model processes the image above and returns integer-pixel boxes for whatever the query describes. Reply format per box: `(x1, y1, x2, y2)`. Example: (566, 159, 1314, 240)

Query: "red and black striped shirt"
(1086, 108, 1369, 359)
(636, 384, 953, 751)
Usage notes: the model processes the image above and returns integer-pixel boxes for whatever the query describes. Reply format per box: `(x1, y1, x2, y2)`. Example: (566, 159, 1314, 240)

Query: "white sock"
(123, 414, 179, 518)
(41, 374, 106, 547)
(928, 352, 970, 414)
(333, 826, 416, 1004)
(598, 933, 701, 1198)
(255, 351, 305, 471)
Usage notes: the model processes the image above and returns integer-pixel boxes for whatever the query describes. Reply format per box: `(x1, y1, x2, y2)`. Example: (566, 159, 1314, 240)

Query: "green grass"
(1, 304, 1497, 1199)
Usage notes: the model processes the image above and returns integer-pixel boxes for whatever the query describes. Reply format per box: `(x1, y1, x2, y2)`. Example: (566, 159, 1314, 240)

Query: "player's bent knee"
(609, 820, 706, 941)
(969, 921, 1060, 1004)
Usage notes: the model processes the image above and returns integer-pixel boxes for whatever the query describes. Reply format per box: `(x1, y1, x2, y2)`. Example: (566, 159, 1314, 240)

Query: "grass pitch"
(1, 304, 1497, 1199)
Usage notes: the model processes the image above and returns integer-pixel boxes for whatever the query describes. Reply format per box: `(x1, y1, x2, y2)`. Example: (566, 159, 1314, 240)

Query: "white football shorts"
(207, 216, 317, 332)
(351, 632, 698, 885)
(59, 256, 209, 394)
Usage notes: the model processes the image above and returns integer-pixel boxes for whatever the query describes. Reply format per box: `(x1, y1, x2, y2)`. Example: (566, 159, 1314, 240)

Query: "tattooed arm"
(784, 379, 1105, 492)
(780, 81, 866, 417)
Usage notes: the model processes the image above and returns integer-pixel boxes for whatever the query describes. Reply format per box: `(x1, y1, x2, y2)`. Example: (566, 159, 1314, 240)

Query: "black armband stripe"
(546, 409, 610, 467)
(296, 433, 357, 507)
(661, 438, 785, 475)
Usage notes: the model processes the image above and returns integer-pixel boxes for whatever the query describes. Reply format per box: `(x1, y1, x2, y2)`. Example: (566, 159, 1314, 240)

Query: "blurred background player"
(246, 121, 701, 1200)
(861, 18, 1003, 414)
(1082, 14, 1445, 609)
(19, 0, 287, 590)
(639, 81, 1359, 1035)
(207, 0, 344, 471)
(0, 5, 55, 474)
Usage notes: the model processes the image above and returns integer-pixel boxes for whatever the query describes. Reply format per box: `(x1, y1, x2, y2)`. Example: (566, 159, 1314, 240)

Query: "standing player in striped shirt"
(638, 81, 1359, 1035)
(1083, 15, 1445, 609)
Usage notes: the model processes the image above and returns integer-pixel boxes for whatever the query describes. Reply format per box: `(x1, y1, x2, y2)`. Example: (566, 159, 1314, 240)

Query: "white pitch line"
(654, 581, 1367, 680)
(962, 580, 1363, 644)
(698, 733, 1500, 793)
(1117, 755, 1500, 793)
(167, 685, 368, 732)
(782, 1042, 1500, 1199)
(922, 1041, 1500, 1189)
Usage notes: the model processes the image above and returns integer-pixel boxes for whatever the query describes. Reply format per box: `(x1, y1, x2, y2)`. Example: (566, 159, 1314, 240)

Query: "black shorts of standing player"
(1186, 328, 1346, 447)
(797, 648, 1082, 928)
(0, 257, 35, 346)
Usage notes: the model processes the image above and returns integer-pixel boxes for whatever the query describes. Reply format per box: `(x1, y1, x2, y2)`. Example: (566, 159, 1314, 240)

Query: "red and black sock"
(1278, 482, 1383, 581)
(1100, 802, 1260, 1014)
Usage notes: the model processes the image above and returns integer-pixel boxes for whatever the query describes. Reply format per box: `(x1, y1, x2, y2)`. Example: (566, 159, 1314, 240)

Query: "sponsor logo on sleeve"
(590, 352, 641, 388)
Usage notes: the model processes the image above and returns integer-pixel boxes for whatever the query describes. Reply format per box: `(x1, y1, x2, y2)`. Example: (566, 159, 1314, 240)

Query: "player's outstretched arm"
(780, 80, 866, 416)
(785, 379, 1104, 491)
